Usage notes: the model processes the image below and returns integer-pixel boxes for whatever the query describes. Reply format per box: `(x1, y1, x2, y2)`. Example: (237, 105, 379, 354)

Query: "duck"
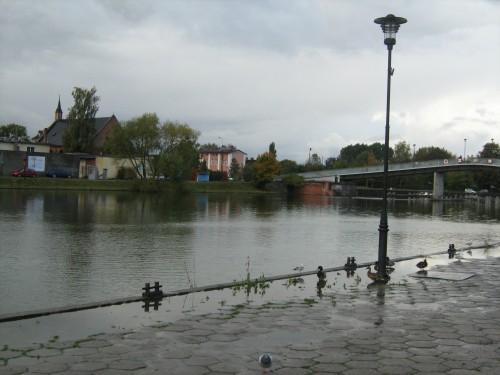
(259, 353, 272, 373)
(374, 257, 395, 269)
(366, 266, 389, 283)
(316, 266, 326, 279)
(416, 258, 428, 270)
(293, 264, 305, 273)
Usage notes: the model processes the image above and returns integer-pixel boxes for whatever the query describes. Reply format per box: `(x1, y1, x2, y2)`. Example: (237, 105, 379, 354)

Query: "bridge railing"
(287, 157, 500, 180)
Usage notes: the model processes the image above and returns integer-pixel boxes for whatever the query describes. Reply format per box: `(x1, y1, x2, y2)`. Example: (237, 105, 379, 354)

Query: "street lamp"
(413, 143, 416, 167)
(464, 138, 467, 161)
(373, 14, 407, 279)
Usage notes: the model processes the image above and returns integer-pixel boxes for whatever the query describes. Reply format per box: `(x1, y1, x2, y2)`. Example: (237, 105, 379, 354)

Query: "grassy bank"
(0, 176, 266, 194)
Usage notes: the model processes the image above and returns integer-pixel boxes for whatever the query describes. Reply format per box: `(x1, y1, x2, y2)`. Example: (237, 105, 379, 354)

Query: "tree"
(324, 157, 337, 169)
(280, 159, 303, 174)
(339, 143, 367, 165)
(282, 173, 305, 192)
(157, 120, 201, 182)
(0, 123, 28, 140)
(473, 141, 500, 191)
(392, 141, 412, 163)
(229, 158, 241, 180)
(479, 141, 500, 159)
(306, 153, 323, 171)
(414, 146, 454, 161)
(368, 142, 387, 161)
(199, 143, 220, 151)
(62, 86, 100, 153)
(252, 152, 281, 188)
(337, 142, 393, 167)
(354, 150, 378, 167)
(269, 142, 277, 157)
(105, 113, 160, 179)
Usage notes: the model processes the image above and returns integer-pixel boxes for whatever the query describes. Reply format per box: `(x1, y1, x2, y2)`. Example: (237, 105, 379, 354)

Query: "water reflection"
(0, 190, 498, 315)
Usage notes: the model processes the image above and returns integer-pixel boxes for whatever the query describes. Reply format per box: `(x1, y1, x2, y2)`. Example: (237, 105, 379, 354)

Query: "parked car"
(464, 188, 476, 194)
(11, 168, 38, 177)
(46, 170, 73, 178)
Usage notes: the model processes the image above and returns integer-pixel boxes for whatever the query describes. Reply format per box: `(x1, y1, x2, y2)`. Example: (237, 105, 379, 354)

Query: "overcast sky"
(1, 0, 498, 162)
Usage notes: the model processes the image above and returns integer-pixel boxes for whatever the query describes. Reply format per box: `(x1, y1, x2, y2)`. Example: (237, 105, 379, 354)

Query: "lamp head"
(374, 14, 407, 48)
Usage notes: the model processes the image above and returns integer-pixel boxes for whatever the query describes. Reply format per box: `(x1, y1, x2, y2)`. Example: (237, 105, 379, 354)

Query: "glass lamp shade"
(374, 14, 407, 46)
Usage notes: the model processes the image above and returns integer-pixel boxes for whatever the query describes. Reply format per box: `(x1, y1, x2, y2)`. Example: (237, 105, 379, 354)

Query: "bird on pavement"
(416, 258, 428, 271)
(259, 353, 272, 373)
(293, 264, 305, 273)
(374, 257, 395, 270)
(366, 266, 389, 283)
(316, 266, 326, 279)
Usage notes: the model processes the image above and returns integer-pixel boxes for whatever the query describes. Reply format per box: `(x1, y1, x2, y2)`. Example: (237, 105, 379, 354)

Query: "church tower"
(55, 96, 63, 121)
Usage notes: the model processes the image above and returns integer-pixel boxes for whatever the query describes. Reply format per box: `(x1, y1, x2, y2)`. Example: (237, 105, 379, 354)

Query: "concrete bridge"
(290, 157, 500, 198)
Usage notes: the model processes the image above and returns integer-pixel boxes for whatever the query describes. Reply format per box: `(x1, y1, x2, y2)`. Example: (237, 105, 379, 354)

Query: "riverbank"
(0, 176, 266, 194)
(2, 253, 500, 374)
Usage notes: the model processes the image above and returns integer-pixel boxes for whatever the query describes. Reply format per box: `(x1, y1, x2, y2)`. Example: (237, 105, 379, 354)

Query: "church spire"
(55, 96, 63, 121)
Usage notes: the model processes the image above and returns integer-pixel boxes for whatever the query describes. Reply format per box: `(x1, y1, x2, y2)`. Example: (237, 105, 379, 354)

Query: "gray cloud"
(1, 0, 499, 161)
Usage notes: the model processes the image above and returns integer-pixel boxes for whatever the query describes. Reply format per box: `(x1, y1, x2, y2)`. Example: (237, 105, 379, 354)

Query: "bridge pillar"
(433, 172, 444, 198)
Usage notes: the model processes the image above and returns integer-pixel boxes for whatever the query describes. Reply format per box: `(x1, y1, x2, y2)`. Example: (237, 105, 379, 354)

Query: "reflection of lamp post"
(374, 14, 407, 279)
(413, 143, 416, 167)
(464, 138, 467, 161)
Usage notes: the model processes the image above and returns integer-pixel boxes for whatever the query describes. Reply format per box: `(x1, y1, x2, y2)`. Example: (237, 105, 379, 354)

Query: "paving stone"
(79, 340, 113, 348)
(0, 350, 23, 360)
(3, 257, 500, 374)
(28, 362, 69, 373)
(70, 361, 108, 371)
(0, 364, 28, 375)
(27, 348, 62, 358)
(107, 359, 147, 370)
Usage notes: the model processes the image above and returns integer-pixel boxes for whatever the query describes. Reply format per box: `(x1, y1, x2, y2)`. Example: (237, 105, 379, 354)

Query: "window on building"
(27, 147, 35, 153)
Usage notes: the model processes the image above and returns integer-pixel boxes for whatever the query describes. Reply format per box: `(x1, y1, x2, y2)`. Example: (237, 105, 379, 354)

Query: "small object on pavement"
(416, 258, 428, 270)
(317, 266, 326, 279)
(366, 265, 388, 283)
(293, 264, 305, 272)
(259, 353, 272, 373)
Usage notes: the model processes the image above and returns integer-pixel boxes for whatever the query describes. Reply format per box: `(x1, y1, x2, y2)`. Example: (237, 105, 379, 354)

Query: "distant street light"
(373, 13, 407, 279)
(464, 138, 467, 161)
(218, 137, 223, 148)
(413, 143, 416, 167)
(308, 148, 312, 165)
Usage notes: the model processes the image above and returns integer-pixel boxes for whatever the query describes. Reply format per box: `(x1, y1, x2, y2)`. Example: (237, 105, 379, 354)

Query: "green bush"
(117, 167, 136, 180)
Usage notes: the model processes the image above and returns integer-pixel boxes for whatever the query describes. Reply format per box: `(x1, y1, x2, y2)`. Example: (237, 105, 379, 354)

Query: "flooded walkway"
(1, 256, 500, 374)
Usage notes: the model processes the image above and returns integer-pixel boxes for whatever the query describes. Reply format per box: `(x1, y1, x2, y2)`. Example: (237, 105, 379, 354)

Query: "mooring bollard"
(142, 281, 163, 298)
(344, 257, 357, 269)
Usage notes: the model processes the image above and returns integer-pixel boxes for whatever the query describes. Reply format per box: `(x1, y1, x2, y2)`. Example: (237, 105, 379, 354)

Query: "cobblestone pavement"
(1, 257, 500, 374)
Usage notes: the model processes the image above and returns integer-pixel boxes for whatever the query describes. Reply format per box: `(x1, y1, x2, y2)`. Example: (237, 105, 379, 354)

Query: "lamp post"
(464, 138, 467, 161)
(374, 14, 407, 279)
(413, 143, 416, 167)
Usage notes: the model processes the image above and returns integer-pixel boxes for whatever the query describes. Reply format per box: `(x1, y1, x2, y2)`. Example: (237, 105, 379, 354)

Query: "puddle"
(1, 247, 498, 349)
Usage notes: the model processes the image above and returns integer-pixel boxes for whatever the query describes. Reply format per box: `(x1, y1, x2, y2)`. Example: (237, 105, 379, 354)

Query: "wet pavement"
(1, 255, 500, 374)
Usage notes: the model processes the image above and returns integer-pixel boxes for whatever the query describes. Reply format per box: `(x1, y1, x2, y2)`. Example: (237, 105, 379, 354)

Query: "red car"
(11, 168, 38, 177)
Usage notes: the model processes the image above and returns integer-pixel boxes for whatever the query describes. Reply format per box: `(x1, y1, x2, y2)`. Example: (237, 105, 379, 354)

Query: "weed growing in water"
(231, 257, 271, 297)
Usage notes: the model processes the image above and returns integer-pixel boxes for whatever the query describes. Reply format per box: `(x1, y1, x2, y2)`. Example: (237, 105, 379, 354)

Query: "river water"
(0, 189, 498, 317)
